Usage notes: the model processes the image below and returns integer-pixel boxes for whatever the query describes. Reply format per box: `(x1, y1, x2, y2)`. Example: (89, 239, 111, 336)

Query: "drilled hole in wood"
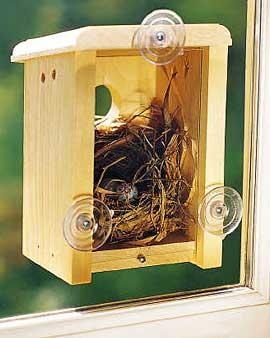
(95, 85, 112, 116)
(52, 69, 56, 80)
(41, 73, 45, 83)
(137, 254, 146, 263)
(51, 253, 54, 258)
(37, 245, 40, 249)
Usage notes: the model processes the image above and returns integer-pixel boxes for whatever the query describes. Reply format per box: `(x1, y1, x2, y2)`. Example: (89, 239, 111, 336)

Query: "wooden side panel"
(156, 50, 203, 241)
(23, 51, 96, 284)
(194, 46, 228, 268)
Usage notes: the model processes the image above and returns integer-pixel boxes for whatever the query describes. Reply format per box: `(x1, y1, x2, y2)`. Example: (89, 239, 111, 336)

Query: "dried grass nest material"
(94, 74, 195, 246)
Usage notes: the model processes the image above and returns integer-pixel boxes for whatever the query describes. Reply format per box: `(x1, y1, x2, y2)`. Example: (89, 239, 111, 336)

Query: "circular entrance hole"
(95, 85, 112, 117)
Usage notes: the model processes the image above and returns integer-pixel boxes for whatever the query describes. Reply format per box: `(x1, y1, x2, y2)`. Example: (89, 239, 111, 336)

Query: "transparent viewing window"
(93, 50, 200, 253)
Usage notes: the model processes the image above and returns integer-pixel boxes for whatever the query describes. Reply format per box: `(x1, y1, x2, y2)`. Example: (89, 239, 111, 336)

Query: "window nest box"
(11, 22, 232, 285)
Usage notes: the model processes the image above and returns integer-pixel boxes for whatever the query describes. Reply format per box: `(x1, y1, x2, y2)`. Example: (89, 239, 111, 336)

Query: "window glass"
(0, 0, 246, 317)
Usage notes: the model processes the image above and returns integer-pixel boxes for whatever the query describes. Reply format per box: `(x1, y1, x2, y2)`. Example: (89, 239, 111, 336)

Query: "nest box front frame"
(11, 24, 232, 285)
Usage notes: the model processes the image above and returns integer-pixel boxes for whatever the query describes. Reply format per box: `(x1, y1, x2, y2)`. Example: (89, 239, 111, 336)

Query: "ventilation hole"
(95, 85, 112, 117)
(41, 73, 45, 83)
(52, 69, 56, 80)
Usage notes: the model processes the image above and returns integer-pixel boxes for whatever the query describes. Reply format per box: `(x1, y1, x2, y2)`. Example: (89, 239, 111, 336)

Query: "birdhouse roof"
(11, 24, 232, 63)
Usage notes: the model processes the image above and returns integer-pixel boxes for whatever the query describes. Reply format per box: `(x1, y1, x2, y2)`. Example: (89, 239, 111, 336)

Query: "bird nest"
(94, 74, 196, 246)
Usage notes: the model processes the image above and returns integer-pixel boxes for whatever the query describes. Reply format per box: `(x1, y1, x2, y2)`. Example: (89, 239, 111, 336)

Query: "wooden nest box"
(11, 23, 232, 285)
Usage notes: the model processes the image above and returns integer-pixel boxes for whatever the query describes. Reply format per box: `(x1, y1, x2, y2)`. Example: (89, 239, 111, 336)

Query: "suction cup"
(134, 9, 186, 65)
(63, 197, 112, 251)
(198, 187, 243, 239)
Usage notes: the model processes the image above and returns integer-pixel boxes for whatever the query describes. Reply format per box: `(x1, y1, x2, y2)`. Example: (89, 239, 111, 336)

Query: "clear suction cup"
(63, 197, 112, 251)
(198, 187, 243, 239)
(134, 9, 186, 65)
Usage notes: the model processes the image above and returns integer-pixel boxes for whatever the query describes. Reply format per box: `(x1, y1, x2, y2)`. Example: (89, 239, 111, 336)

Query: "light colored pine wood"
(11, 24, 232, 63)
(92, 239, 195, 272)
(96, 55, 156, 120)
(193, 46, 228, 268)
(18, 23, 231, 283)
(23, 51, 96, 284)
(92, 237, 196, 273)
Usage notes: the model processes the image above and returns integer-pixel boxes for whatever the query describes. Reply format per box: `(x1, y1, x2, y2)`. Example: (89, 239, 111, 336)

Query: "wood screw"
(137, 254, 146, 263)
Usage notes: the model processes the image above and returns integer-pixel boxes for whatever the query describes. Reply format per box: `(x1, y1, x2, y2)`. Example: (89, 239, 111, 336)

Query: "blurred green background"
(0, 0, 246, 318)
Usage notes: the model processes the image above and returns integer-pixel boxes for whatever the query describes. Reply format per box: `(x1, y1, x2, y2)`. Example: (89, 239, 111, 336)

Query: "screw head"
(76, 214, 94, 231)
(137, 254, 146, 263)
(210, 200, 228, 219)
(156, 31, 166, 42)
(82, 220, 91, 229)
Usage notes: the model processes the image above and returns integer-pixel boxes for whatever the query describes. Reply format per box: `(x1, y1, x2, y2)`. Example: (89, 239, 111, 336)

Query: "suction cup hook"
(63, 197, 112, 251)
(134, 9, 186, 65)
(198, 186, 243, 239)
